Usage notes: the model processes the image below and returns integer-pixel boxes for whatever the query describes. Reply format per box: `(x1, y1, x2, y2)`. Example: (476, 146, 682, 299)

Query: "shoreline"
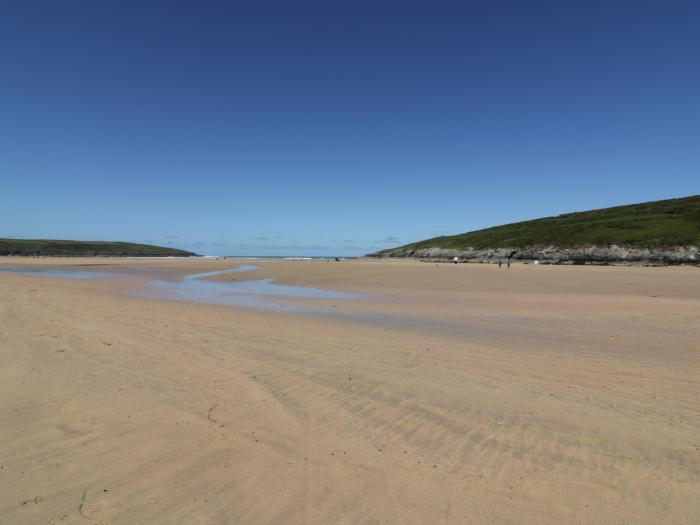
(4, 251, 699, 267)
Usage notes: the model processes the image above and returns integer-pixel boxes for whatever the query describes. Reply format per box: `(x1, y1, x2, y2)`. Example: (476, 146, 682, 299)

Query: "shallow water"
(0, 264, 362, 313)
(146, 265, 359, 310)
(182, 265, 260, 280)
(0, 266, 111, 280)
(0, 264, 551, 338)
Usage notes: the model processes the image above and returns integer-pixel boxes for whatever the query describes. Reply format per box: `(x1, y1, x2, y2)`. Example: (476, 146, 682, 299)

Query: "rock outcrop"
(373, 244, 699, 265)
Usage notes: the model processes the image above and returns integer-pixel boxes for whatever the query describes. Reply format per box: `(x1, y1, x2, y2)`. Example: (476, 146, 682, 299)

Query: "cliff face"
(374, 244, 699, 265)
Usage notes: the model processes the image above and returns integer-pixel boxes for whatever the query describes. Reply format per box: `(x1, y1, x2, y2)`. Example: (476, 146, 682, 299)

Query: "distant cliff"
(370, 195, 700, 265)
(0, 238, 198, 257)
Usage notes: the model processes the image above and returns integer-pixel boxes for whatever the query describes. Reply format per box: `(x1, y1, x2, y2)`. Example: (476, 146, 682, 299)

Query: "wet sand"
(1, 257, 698, 524)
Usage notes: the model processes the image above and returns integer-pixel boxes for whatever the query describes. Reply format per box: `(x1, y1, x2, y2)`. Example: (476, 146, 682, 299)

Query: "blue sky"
(2, 1, 698, 256)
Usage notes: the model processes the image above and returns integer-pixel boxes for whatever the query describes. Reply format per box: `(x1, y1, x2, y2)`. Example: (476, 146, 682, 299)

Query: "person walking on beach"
(499, 260, 502, 268)
(507, 259, 510, 269)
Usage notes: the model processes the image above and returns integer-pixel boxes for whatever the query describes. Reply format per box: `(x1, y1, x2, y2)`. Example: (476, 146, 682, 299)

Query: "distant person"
(507, 259, 510, 269)
(453, 256, 458, 264)
(499, 260, 502, 268)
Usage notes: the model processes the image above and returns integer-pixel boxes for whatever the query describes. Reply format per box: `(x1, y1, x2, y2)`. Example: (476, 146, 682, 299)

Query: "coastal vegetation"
(0, 238, 197, 257)
(377, 195, 700, 252)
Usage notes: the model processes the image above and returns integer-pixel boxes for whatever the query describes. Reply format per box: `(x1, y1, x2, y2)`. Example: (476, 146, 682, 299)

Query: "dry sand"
(1, 257, 698, 524)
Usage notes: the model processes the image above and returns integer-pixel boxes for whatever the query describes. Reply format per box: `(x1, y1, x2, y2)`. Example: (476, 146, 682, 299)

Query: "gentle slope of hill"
(371, 195, 700, 265)
(0, 238, 198, 257)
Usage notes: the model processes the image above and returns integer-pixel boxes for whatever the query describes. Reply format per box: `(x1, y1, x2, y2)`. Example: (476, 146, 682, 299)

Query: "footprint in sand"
(78, 488, 120, 520)
(21, 495, 42, 506)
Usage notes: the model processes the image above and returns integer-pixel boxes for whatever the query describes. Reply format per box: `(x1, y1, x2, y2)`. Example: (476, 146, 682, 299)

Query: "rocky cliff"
(373, 244, 699, 265)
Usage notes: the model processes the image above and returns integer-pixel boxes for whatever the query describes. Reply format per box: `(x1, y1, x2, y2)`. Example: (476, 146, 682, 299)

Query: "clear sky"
(2, 1, 698, 256)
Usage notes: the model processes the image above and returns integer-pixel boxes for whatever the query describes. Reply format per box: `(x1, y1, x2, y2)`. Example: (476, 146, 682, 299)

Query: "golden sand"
(1, 257, 698, 524)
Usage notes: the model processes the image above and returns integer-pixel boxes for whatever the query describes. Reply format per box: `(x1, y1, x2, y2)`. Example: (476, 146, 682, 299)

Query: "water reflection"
(148, 265, 359, 310)
(0, 264, 361, 312)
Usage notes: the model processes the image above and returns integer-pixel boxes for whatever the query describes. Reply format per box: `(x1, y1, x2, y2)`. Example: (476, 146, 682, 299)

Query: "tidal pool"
(146, 265, 360, 310)
(0, 264, 362, 312)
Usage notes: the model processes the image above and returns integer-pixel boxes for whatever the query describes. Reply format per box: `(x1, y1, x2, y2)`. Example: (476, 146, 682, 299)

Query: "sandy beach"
(1, 257, 698, 524)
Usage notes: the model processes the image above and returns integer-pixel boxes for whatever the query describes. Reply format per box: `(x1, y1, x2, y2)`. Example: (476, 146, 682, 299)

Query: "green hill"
(0, 238, 198, 257)
(375, 195, 700, 255)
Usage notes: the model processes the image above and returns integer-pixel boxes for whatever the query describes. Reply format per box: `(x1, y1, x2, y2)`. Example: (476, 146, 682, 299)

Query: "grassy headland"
(0, 238, 198, 257)
(375, 195, 700, 254)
